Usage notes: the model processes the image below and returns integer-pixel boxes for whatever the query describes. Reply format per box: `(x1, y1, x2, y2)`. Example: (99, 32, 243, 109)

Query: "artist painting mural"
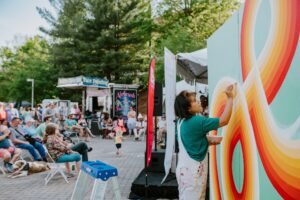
(113, 89, 137, 117)
(208, 1, 300, 199)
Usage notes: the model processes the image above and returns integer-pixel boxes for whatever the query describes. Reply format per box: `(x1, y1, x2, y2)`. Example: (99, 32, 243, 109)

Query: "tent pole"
(82, 89, 86, 112)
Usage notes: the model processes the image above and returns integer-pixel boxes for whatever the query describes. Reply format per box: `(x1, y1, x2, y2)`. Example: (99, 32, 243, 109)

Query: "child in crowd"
(114, 117, 125, 155)
(114, 128, 123, 155)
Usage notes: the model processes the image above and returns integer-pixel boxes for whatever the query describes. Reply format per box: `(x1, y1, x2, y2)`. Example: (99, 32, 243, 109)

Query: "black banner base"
(129, 168, 178, 199)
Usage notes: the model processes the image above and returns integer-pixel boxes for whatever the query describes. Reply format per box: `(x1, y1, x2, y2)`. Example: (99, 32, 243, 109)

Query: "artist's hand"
(225, 83, 236, 98)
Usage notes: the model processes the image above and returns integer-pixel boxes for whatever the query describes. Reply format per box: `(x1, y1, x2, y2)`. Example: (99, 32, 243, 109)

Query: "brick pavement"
(0, 136, 146, 200)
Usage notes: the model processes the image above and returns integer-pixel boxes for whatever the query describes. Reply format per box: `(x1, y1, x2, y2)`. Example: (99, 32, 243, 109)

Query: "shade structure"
(176, 48, 207, 84)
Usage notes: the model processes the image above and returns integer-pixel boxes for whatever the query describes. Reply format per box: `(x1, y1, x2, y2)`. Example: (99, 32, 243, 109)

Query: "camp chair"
(63, 129, 80, 144)
(43, 145, 69, 185)
(0, 158, 6, 175)
(19, 149, 34, 161)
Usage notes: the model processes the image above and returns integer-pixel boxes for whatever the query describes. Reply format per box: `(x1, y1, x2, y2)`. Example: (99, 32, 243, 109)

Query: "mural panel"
(208, 1, 300, 199)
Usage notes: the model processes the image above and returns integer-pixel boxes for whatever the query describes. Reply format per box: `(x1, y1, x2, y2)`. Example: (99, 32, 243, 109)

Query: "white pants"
(176, 155, 208, 200)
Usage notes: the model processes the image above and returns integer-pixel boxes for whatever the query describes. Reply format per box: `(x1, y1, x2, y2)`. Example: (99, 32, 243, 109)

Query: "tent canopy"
(176, 48, 207, 84)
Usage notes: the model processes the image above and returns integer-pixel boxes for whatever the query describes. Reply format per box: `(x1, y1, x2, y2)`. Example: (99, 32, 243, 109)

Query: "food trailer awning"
(57, 76, 109, 89)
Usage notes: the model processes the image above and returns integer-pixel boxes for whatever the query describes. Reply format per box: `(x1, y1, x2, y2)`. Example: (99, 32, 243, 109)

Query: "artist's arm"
(219, 84, 235, 127)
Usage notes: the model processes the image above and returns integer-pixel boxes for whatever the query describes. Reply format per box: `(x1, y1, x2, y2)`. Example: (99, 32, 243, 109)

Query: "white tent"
(163, 80, 207, 96)
(176, 48, 208, 84)
(162, 48, 208, 183)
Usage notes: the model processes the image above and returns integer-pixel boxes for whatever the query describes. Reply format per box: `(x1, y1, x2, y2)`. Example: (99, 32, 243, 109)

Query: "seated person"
(23, 118, 37, 137)
(101, 113, 113, 139)
(106, 118, 114, 138)
(44, 123, 81, 177)
(135, 114, 146, 140)
(78, 115, 96, 140)
(51, 122, 92, 162)
(35, 116, 52, 139)
(157, 116, 167, 143)
(64, 114, 84, 139)
(0, 126, 22, 173)
(9, 117, 47, 162)
(0, 119, 9, 130)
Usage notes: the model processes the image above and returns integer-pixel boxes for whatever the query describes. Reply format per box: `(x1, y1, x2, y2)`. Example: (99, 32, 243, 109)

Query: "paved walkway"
(0, 136, 145, 200)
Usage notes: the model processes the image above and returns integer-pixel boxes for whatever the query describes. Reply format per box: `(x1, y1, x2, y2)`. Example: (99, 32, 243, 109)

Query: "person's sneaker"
(4, 162, 14, 173)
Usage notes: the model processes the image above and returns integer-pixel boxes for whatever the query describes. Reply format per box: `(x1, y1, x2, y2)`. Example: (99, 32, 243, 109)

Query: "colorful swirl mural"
(210, 0, 300, 199)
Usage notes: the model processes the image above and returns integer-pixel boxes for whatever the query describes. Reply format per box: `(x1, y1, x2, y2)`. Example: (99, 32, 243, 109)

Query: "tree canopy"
(0, 0, 240, 102)
(0, 36, 59, 103)
(38, 0, 153, 83)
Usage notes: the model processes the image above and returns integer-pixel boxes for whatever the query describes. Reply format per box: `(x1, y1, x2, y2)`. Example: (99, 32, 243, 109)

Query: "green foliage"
(38, 0, 153, 84)
(153, 0, 240, 83)
(0, 36, 59, 104)
(0, 0, 241, 103)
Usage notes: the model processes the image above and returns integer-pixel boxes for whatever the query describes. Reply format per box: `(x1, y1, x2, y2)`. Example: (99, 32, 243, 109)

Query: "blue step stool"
(71, 161, 121, 200)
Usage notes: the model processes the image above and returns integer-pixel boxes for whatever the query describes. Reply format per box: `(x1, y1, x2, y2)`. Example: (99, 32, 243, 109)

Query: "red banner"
(146, 57, 155, 167)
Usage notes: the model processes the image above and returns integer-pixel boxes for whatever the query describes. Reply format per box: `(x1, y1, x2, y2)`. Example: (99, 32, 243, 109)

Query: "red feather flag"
(146, 57, 155, 167)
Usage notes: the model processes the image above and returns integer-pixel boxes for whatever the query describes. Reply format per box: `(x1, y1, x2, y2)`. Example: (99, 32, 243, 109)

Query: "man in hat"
(135, 113, 146, 140)
(9, 117, 47, 162)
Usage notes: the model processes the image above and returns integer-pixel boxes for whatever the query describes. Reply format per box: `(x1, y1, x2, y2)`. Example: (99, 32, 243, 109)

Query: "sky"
(0, 0, 243, 48)
(0, 0, 55, 47)
(0, 0, 160, 48)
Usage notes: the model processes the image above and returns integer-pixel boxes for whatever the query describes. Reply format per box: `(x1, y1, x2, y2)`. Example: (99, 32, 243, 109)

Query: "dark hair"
(174, 91, 196, 119)
(103, 112, 109, 120)
(113, 116, 118, 121)
(44, 116, 52, 122)
(200, 95, 208, 109)
(43, 123, 57, 143)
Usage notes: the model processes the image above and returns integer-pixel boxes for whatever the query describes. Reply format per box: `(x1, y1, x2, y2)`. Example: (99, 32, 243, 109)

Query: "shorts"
(127, 118, 136, 130)
(0, 147, 15, 157)
(116, 143, 121, 149)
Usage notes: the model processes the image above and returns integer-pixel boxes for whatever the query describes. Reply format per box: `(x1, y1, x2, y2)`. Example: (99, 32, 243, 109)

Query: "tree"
(38, 0, 153, 83)
(153, 0, 240, 83)
(0, 36, 59, 104)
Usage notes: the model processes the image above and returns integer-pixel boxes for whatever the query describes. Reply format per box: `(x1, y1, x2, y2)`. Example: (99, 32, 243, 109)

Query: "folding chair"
(0, 158, 6, 175)
(43, 145, 69, 185)
(19, 150, 34, 161)
(64, 130, 80, 144)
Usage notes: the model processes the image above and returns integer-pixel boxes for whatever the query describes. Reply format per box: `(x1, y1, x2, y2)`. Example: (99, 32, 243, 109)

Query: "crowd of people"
(0, 102, 93, 177)
(0, 101, 156, 174)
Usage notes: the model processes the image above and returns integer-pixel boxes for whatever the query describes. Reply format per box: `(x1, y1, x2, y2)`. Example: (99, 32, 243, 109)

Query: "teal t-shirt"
(35, 123, 46, 139)
(64, 119, 77, 127)
(177, 115, 220, 162)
